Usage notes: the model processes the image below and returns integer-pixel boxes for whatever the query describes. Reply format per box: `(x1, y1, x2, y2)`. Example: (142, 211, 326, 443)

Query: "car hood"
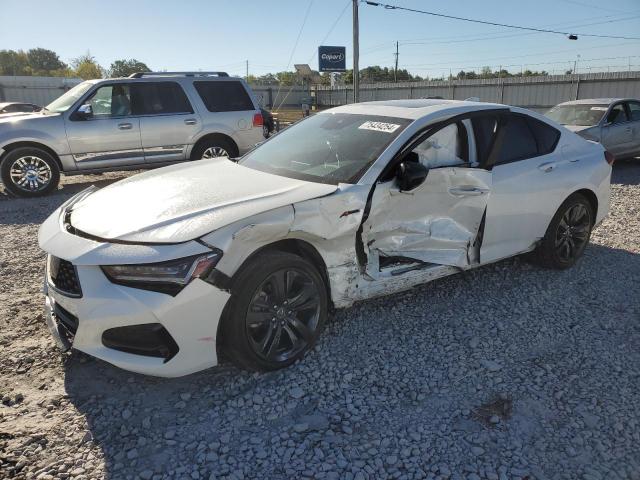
(0, 111, 59, 126)
(69, 158, 338, 243)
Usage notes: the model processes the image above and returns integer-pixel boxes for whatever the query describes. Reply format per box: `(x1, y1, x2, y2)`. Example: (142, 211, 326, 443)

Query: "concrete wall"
(0, 76, 83, 106)
(315, 71, 640, 112)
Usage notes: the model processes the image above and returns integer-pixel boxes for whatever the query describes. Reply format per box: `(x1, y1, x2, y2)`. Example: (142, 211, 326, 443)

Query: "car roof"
(96, 75, 244, 84)
(556, 98, 637, 106)
(326, 99, 508, 120)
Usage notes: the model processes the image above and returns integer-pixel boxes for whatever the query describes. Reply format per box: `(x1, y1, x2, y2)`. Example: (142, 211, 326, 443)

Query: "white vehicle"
(39, 99, 612, 377)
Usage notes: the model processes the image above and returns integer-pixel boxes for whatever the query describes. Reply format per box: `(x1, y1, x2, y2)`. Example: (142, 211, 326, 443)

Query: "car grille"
(48, 256, 82, 297)
(53, 303, 79, 335)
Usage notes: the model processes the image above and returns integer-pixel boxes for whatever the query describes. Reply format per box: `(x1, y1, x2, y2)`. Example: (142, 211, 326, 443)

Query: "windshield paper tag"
(359, 121, 401, 133)
(590, 106, 607, 111)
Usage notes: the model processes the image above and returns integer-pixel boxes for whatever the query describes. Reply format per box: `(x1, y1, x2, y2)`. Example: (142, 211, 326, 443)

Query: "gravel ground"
(1, 162, 639, 480)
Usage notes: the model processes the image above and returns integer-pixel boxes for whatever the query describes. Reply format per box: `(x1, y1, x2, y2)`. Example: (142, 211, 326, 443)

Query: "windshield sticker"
(590, 106, 608, 111)
(358, 121, 401, 133)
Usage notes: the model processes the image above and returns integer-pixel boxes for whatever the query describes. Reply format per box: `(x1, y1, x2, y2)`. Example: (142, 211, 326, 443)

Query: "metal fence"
(315, 71, 640, 112)
(0, 76, 83, 106)
(251, 85, 311, 109)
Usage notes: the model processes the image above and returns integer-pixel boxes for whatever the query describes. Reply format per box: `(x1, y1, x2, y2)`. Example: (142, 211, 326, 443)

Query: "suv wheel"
(191, 137, 238, 160)
(1, 147, 60, 197)
(221, 251, 327, 371)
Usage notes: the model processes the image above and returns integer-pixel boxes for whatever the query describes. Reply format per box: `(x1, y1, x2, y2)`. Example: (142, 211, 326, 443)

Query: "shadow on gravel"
(59, 242, 640, 479)
(611, 158, 640, 186)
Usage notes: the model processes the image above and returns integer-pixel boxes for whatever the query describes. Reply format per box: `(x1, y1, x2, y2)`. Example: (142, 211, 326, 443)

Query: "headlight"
(101, 250, 222, 296)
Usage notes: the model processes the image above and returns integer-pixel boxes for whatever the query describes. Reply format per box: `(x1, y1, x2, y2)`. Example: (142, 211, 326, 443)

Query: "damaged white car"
(39, 99, 612, 377)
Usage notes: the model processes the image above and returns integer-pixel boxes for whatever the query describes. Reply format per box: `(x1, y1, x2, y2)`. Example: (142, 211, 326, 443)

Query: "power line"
(272, 0, 315, 111)
(362, 1, 640, 41)
(275, 0, 351, 111)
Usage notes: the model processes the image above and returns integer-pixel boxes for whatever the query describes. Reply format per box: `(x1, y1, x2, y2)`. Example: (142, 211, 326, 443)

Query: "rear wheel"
(532, 193, 593, 269)
(1, 147, 60, 197)
(191, 137, 238, 160)
(221, 251, 327, 371)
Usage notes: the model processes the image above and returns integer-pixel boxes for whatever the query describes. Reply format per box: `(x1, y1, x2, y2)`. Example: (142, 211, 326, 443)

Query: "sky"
(1, 0, 640, 78)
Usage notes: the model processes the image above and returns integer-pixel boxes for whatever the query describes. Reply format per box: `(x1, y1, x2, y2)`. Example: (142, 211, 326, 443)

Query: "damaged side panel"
(361, 167, 491, 274)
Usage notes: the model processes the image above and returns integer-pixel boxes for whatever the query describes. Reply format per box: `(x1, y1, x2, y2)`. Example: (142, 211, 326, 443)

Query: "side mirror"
(396, 160, 428, 191)
(75, 104, 93, 119)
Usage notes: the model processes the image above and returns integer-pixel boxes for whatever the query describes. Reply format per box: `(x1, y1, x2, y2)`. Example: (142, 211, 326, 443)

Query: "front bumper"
(39, 193, 231, 377)
(43, 261, 231, 377)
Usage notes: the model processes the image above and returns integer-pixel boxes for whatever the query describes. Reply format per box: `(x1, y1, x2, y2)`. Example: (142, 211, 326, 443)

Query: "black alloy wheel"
(554, 203, 591, 262)
(221, 251, 327, 371)
(245, 268, 321, 363)
(532, 193, 593, 269)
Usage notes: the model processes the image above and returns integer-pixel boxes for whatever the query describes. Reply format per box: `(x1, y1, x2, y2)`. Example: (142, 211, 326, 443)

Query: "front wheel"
(532, 193, 593, 269)
(221, 251, 327, 371)
(1, 147, 60, 197)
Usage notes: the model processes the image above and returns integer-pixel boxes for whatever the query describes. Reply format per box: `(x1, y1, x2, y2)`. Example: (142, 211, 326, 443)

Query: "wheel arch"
(571, 188, 598, 224)
(190, 133, 239, 159)
(214, 238, 333, 350)
(0, 141, 63, 170)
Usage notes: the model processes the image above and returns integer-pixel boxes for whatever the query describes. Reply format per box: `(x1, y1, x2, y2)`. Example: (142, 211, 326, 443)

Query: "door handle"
(538, 162, 556, 172)
(117, 122, 132, 130)
(448, 186, 488, 196)
(184, 119, 197, 125)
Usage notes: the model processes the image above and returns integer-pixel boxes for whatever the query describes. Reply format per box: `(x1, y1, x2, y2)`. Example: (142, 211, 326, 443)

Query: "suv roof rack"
(128, 71, 229, 78)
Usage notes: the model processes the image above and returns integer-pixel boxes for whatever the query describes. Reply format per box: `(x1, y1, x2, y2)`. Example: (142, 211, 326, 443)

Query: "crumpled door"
(361, 167, 491, 276)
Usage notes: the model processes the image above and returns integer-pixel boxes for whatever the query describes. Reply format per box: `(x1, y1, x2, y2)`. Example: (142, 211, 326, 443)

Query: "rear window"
(496, 114, 538, 164)
(194, 81, 254, 112)
(132, 82, 193, 115)
(526, 116, 560, 155)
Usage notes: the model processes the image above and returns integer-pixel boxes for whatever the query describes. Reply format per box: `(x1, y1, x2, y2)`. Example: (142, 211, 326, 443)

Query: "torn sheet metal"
(362, 167, 491, 270)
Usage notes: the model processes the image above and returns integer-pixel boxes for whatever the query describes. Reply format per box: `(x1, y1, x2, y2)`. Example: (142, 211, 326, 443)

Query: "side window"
(86, 85, 132, 117)
(526, 117, 560, 155)
(627, 101, 640, 122)
(471, 115, 499, 165)
(132, 82, 193, 115)
(411, 123, 467, 169)
(194, 81, 254, 112)
(607, 103, 628, 124)
(495, 114, 538, 165)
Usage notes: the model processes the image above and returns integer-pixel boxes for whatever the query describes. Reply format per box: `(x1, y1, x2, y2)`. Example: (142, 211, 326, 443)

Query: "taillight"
(253, 113, 263, 127)
(604, 150, 615, 165)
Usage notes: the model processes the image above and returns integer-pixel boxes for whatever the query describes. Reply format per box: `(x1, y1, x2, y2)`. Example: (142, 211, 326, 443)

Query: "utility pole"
(246, 60, 249, 81)
(352, 0, 359, 103)
(394, 41, 399, 83)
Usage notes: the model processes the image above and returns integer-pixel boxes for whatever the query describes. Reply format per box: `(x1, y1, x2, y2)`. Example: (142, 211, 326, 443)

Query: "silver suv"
(0, 72, 265, 197)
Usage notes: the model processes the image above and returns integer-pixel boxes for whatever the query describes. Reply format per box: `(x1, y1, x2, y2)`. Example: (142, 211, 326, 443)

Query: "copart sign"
(319, 46, 346, 72)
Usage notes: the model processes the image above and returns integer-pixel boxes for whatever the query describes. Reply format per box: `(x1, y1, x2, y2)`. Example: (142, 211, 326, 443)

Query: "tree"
(27, 48, 66, 74)
(0, 49, 30, 75)
(109, 58, 150, 78)
(72, 52, 104, 80)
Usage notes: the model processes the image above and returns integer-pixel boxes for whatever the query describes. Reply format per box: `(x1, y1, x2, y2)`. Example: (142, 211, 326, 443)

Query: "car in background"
(546, 98, 640, 159)
(0, 72, 264, 197)
(39, 99, 611, 377)
(0, 102, 42, 115)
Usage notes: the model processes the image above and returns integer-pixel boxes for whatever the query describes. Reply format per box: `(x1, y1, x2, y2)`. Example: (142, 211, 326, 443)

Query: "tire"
(191, 137, 238, 160)
(221, 251, 328, 371)
(1, 147, 60, 198)
(532, 193, 594, 270)
(263, 124, 270, 139)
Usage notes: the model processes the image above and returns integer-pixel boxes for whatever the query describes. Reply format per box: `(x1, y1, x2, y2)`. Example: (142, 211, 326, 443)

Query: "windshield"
(45, 81, 94, 113)
(545, 104, 607, 126)
(240, 112, 411, 184)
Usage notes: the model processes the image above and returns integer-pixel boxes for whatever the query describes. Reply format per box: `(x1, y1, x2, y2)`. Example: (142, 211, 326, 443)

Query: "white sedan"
(39, 99, 612, 377)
